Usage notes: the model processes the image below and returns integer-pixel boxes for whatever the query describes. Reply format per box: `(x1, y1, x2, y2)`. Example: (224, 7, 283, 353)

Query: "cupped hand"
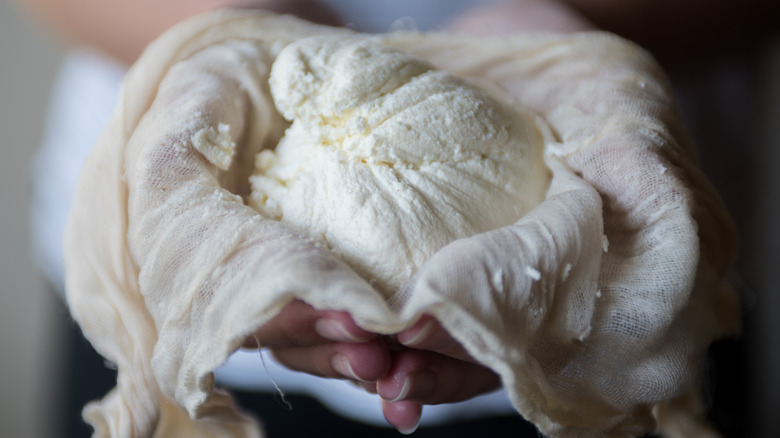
(251, 306, 502, 434)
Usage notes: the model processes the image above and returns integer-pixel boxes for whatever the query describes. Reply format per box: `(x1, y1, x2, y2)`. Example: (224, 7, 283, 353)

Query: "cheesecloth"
(63, 9, 739, 438)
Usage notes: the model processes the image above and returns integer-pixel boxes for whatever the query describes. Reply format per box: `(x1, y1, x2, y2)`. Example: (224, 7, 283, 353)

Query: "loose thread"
(253, 334, 293, 411)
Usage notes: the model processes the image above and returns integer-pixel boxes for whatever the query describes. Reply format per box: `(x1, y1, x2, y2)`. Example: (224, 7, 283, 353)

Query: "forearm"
(14, 0, 337, 65)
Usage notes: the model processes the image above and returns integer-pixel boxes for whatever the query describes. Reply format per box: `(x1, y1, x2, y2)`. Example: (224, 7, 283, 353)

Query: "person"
(19, 1, 593, 435)
(16, 0, 764, 436)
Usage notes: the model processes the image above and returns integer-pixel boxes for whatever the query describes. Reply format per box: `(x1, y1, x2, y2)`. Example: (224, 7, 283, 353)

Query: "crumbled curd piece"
(192, 123, 236, 171)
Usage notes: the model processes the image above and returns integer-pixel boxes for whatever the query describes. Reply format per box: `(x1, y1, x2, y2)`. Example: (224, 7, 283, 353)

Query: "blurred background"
(1, 0, 778, 437)
(0, 1, 62, 438)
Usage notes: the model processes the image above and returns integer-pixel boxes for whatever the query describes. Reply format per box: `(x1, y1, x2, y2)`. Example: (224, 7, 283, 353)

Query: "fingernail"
(391, 377, 412, 402)
(398, 420, 420, 436)
(399, 318, 435, 347)
(382, 371, 437, 402)
(331, 354, 365, 382)
(315, 318, 364, 342)
(380, 376, 411, 402)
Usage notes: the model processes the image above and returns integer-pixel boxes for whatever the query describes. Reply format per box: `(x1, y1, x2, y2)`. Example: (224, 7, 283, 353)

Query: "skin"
(252, 306, 506, 434)
(15, 0, 770, 433)
(14, 0, 340, 64)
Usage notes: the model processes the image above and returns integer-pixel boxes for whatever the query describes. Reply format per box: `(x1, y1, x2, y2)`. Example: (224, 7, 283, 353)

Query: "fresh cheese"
(250, 36, 551, 296)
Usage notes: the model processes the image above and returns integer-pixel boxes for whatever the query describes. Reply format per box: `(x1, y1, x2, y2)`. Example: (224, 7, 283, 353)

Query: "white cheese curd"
(250, 36, 551, 296)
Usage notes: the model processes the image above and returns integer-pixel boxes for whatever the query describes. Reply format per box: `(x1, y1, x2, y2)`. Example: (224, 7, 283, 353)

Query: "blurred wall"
(0, 1, 63, 437)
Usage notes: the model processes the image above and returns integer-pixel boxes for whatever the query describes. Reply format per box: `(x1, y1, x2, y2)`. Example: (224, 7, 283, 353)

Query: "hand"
(244, 299, 392, 383)
(255, 310, 501, 435)
(248, 306, 498, 435)
(375, 316, 502, 434)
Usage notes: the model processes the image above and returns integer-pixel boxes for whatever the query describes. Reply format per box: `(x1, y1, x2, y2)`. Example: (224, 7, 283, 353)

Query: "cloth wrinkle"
(64, 10, 738, 438)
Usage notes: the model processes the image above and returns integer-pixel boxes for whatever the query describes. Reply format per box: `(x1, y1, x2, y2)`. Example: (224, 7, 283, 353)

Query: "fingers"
(377, 349, 501, 433)
(271, 338, 392, 382)
(249, 304, 500, 436)
(243, 299, 377, 349)
(395, 315, 476, 363)
(377, 349, 501, 406)
(381, 399, 423, 436)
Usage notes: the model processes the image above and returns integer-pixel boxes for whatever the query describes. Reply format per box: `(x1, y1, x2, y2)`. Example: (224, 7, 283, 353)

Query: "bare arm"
(14, 0, 338, 65)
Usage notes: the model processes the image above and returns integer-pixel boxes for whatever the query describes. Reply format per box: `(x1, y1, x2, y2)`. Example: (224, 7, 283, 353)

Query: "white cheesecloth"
(30, 1, 516, 429)
(63, 10, 739, 438)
